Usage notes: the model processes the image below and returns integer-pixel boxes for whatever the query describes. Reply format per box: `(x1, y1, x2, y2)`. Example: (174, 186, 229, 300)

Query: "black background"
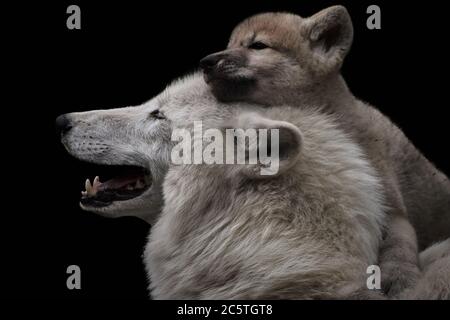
(6, 1, 450, 299)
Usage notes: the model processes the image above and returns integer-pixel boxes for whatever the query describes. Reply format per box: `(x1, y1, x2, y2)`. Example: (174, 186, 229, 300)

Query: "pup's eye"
(248, 41, 269, 50)
(149, 110, 166, 120)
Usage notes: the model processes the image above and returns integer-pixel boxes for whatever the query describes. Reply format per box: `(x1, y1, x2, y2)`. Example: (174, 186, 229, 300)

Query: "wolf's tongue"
(99, 174, 142, 190)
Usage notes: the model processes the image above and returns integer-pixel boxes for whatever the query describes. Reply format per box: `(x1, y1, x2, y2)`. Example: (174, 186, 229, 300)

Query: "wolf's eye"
(248, 41, 269, 50)
(149, 110, 166, 120)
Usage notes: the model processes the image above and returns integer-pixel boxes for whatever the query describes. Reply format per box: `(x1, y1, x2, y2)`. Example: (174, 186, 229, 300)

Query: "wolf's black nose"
(200, 54, 222, 71)
(56, 114, 72, 135)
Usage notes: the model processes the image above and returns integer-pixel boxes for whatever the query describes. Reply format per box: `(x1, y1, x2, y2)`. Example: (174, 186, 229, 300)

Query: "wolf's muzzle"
(56, 114, 73, 135)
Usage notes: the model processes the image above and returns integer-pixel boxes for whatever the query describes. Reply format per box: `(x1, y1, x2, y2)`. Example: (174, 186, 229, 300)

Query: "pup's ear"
(303, 5, 353, 73)
(228, 112, 303, 178)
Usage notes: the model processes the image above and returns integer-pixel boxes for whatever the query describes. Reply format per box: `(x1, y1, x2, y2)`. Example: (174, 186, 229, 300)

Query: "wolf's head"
(56, 97, 174, 223)
(200, 6, 353, 105)
(56, 74, 304, 223)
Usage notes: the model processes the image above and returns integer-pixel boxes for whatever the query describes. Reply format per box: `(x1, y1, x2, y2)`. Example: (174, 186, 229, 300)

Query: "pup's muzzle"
(200, 48, 247, 77)
(199, 52, 224, 71)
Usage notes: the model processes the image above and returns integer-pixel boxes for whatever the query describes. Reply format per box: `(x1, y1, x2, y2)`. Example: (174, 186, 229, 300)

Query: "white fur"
(62, 73, 387, 299)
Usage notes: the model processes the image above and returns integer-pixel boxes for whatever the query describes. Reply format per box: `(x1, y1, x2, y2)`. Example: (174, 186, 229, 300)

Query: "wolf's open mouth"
(80, 164, 152, 208)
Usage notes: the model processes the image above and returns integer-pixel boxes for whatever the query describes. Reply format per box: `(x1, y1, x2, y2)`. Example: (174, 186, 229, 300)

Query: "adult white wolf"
(57, 73, 449, 299)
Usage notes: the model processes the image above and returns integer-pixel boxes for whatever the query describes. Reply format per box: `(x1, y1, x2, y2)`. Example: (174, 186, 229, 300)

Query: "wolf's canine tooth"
(85, 178, 98, 196)
(85, 179, 92, 192)
(93, 176, 101, 187)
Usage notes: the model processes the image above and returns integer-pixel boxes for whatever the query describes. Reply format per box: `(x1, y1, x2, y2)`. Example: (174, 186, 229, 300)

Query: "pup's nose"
(55, 114, 73, 135)
(199, 54, 222, 71)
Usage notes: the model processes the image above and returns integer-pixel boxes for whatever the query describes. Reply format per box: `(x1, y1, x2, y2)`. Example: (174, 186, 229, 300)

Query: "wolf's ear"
(303, 5, 353, 73)
(229, 113, 303, 178)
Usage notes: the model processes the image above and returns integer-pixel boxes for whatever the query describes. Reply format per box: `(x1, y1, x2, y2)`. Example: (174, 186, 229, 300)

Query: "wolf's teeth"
(135, 180, 145, 189)
(81, 191, 87, 197)
(85, 179, 92, 192)
(126, 184, 134, 190)
(93, 176, 102, 192)
(85, 178, 97, 196)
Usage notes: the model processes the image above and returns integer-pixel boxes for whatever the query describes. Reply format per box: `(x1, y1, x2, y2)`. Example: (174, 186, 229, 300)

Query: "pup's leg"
(347, 235, 450, 299)
(419, 239, 450, 269)
(379, 215, 421, 297)
(400, 239, 450, 299)
(399, 256, 450, 299)
(344, 215, 420, 300)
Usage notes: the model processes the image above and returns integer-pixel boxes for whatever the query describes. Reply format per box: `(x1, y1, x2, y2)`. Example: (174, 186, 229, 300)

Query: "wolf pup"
(200, 6, 450, 250)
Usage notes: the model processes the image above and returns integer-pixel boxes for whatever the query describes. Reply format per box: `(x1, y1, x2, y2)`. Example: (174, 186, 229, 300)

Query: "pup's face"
(201, 13, 306, 104)
(200, 7, 353, 105)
